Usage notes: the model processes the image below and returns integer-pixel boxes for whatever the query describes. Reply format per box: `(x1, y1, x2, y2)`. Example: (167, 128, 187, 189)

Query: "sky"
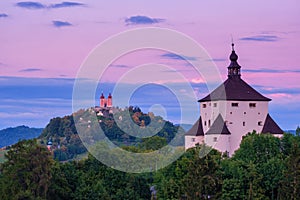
(0, 0, 300, 130)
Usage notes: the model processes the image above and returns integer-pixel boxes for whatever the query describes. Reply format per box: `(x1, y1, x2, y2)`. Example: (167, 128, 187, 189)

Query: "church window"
(258, 121, 263, 126)
(213, 137, 217, 142)
(208, 120, 211, 127)
(249, 103, 256, 108)
(191, 138, 195, 142)
(244, 112, 246, 114)
(231, 103, 239, 107)
(204, 121, 207, 126)
(243, 121, 245, 126)
(202, 104, 207, 108)
(213, 103, 217, 107)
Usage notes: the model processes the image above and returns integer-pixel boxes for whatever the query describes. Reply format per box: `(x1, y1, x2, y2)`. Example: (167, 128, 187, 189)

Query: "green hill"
(39, 106, 184, 161)
(0, 125, 43, 148)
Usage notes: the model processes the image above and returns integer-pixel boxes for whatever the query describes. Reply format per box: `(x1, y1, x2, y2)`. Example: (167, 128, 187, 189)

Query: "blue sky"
(0, 0, 300, 130)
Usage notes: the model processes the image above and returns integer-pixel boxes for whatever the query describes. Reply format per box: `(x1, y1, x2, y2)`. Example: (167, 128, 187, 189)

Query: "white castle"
(185, 44, 283, 156)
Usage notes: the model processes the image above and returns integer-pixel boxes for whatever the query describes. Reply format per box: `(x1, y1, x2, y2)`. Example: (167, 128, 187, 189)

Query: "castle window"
(258, 121, 263, 126)
(213, 103, 217, 107)
(191, 138, 195, 142)
(202, 104, 207, 108)
(249, 103, 256, 108)
(243, 121, 245, 126)
(231, 103, 239, 107)
(213, 137, 217, 142)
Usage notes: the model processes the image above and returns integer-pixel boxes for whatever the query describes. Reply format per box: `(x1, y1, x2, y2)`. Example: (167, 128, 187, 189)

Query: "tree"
(47, 162, 74, 200)
(221, 132, 286, 199)
(182, 145, 222, 199)
(154, 144, 222, 199)
(0, 139, 53, 200)
(296, 126, 300, 137)
(139, 136, 167, 151)
(280, 141, 300, 200)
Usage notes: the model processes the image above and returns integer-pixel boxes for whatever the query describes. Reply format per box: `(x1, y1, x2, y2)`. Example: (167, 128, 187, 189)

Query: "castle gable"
(205, 114, 231, 135)
(262, 114, 284, 134)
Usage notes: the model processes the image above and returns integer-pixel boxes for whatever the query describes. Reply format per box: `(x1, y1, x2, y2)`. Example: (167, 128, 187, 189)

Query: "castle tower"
(185, 43, 283, 156)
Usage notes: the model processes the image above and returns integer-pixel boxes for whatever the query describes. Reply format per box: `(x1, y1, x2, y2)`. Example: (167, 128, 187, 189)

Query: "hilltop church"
(185, 44, 283, 156)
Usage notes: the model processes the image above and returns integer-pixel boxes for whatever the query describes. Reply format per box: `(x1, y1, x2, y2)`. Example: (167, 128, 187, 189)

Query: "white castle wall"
(185, 136, 204, 150)
(199, 100, 269, 155)
(205, 134, 231, 155)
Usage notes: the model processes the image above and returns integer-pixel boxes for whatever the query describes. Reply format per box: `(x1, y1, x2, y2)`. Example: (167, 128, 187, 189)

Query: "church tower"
(99, 93, 112, 108)
(185, 44, 283, 156)
(107, 93, 112, 108)
(100, 92, 105, 108)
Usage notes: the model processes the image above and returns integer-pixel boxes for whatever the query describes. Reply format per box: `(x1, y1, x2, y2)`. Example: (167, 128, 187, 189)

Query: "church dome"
(230, 50, 238, 61)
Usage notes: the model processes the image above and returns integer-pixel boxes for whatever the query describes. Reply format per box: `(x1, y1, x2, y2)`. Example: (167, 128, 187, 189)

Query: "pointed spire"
(228, 43, 241, 78)
(100, 92, 105, 99)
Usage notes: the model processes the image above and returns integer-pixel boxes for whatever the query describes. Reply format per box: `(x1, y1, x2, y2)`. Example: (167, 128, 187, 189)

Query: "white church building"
(185, 44, 283, 156)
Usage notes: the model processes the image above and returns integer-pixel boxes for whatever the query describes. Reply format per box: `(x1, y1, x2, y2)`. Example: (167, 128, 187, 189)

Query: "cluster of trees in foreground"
(1, 130, 300, 200)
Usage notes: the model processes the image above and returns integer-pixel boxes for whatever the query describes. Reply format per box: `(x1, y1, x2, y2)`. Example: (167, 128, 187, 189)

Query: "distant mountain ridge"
(177, 124, 193, 132)
(285, 130, 296, 135)
(0, 125, 43, 148)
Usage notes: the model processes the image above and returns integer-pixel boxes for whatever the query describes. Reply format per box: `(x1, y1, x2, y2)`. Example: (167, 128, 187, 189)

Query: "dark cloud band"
(239, 35, 279, 42)
(15, 1, 84, 9)
(0, 13, 8, 18)
(19, 68, 43, 72)
(125, 15, 165, 25)
(52, 20, 73, 27)
(161, 53, 197, 61)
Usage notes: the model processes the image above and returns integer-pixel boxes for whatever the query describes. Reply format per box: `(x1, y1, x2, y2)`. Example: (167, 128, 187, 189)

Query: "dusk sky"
(0, 0, 299, 130)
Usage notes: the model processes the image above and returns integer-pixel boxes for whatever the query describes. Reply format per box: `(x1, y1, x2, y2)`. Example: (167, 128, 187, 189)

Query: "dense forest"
(1, 130, 300, 199)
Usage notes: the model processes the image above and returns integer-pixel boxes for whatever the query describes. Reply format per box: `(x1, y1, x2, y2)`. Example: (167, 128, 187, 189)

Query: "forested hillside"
(39, 106, 182, 161)
(0, 125, 43, 148)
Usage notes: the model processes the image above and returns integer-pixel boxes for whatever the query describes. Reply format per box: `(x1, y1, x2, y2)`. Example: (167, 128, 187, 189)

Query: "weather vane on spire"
(231, 34, 235, 51)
